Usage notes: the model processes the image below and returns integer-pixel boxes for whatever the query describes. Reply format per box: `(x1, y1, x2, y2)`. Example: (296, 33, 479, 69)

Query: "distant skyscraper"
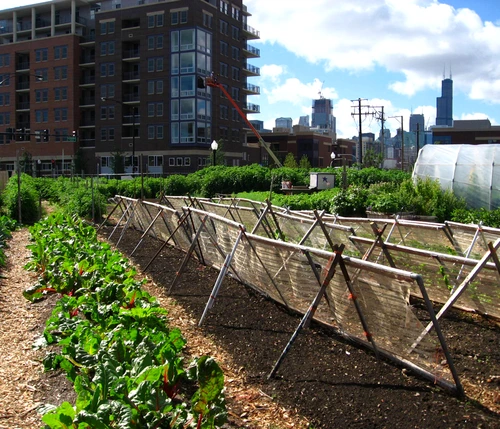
(312, 98, 336, 132)
(436, 77, 453, 126)
(410, 113, 426, 151)
(275, 117, 293, 131)
(299, 115, 310, 127)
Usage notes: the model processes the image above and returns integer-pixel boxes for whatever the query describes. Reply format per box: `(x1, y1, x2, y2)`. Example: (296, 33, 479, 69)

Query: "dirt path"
(0, 229, 43, 428)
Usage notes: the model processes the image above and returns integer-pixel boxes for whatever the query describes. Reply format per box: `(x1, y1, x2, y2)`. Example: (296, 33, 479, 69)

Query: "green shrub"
(62, 186, 107, 221)
(3, 174, 40, 224)
(330, 186, 369, 217)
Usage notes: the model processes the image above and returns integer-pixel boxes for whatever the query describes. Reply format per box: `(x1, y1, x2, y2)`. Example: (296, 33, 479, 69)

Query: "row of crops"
(22, 214, 227, 428)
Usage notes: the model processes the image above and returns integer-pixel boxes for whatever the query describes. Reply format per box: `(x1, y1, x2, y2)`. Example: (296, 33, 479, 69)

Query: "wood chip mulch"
(0, 228, 310, 429)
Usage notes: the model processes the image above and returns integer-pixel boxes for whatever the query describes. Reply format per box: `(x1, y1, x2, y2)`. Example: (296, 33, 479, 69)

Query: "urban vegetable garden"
(0, 164, 499, 428)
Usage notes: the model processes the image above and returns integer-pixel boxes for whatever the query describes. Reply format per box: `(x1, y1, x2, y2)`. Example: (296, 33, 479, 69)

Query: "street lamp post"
(330, 151, 336, 167)
(211, 140, 218, 166)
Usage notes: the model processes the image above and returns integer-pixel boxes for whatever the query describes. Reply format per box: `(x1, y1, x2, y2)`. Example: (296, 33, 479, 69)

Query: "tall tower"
(436, 74, 453, 126)
(311, 98, 335, 132)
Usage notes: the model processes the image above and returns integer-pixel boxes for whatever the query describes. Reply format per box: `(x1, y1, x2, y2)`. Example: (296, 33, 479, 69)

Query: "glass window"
(148, 102, 155, 117)
(171, 100, 179, 120)
(180, 52, 194, 73)
(157, 35, 164, 49)
(171, 77, 179, 97)
(148, 15, 155, 28)
(180, 98, 195, 120)
(148, 125, 155, 139)
(180, 122, 194, 143)
(171, 11, 178, 25)
(171, 31, 179, 52)
(171, 123, 179, 143)
(180, 29, 194, 50)
(180, 75, 194, 96)
(180, 10, 188, 23)
(157, 125, 164, 139)
(157, 102, 163, 116)
(148, 36, 155, 50)
(157, 14, 164, 27)
(156, 80, 164, 94)
(148, 80, 155, 95)
(171, 54, 179, 74)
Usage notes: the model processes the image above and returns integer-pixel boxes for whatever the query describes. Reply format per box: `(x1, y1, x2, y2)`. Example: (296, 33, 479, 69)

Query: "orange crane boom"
(202, 76, 283, 167)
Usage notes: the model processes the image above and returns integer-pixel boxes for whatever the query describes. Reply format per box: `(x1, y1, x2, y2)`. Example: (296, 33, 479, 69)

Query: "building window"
(148, 125, 155, 139)
(203, 12, 213, 28)
(231, 67, 240, 81)
(35, 89, 49, 103)
(220, 62, 228, 78)
(54, 66, 68, 80)
(35, 109, 49, 123)
(100, 63, 115, 77)
(220, 1, 228, 14)
(171, 11, 179, 25)
(171, 31, 179, 52)
(148, 155, 163, 167)
(0, 93, 10, 106)
(171, 100, 179, 120)
(171, 122, 179, 143)
(147, 57, 164, 72)
(171, 77, 179, 97)
(54, 87, 68, 101)
(0, 54, 10, 67)
(231, 26, 239, 40)
(180, 29, 195, 50)
(169, 157, 175, 166)
(100, 20, 115, 34)
(54, 108, 68, 122)
(180, 10, 188, 23)
(180, 75, 195, 96)
(35, 68, 48, 81)
(180, 98, 195, 120)
(100, 84, 115, 99)
(180, 121, 195, 143)
(54, 45, 68, 60)
(231, 6, 240, 21)
(219, 20, 228, 35)
(180, 52, 195, 73)
(35, 48, 48, 62)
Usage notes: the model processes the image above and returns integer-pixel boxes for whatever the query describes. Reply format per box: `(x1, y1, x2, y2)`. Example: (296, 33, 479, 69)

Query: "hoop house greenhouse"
(413, 144, 500, 210)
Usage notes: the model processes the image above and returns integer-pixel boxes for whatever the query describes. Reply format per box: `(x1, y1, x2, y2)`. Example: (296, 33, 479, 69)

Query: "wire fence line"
(100, 195, 500, 397)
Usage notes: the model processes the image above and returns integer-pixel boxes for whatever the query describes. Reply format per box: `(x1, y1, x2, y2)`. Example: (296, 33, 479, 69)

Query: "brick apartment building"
(0, 0, 260, 176)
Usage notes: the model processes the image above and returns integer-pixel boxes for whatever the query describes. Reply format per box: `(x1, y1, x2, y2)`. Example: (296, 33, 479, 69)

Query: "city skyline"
(244, 0, 500, 139)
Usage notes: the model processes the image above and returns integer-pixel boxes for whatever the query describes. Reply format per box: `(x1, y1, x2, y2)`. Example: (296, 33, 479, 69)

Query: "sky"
(243, 0, 500, 138)
(1, 0, 499, 139)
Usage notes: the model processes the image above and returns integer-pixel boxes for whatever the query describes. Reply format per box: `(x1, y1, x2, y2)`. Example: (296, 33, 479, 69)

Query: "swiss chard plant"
(24, 214, 227, 428)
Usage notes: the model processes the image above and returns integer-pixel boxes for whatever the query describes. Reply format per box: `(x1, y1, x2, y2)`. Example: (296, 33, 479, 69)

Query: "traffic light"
(43, 129, 49, 141)
(17, 128, 25, 141)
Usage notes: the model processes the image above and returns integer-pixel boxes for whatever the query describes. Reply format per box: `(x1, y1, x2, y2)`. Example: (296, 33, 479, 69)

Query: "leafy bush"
(451, 207, 500, 228)
(3, 174, 40, 224)
(330, 186, 369, 217)
(60, 185, 108, 221)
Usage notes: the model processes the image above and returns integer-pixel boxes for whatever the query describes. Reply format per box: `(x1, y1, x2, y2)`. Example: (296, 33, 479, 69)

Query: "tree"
(299, 154, 311, 169)
(362, 149, 384, 168)
(19, 151, 33, 176)
(283, 152, 298, 169)
(110, 149, 125, 174)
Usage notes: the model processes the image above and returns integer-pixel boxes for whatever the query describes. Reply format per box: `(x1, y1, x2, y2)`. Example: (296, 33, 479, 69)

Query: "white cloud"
(246, 0, 500, 103)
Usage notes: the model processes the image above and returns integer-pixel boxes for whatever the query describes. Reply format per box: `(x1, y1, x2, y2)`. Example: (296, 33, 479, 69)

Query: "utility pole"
(373, 105, 386, 165)
(351, 98, 369, 165)
(389, 115, 405, 171)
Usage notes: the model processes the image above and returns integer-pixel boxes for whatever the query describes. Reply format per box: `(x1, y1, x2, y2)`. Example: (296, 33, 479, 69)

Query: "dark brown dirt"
(103, 225, 500, 429)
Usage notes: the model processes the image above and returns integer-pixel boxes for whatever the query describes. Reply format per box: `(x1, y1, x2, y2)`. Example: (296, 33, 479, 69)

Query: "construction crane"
(198, 75, 283, 168)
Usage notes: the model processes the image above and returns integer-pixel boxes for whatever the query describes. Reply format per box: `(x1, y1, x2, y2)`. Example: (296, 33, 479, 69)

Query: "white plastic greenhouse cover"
(412, 144, 500, 210)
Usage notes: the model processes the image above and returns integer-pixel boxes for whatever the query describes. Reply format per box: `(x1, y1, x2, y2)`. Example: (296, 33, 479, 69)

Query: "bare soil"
(0, 226, 499, 429)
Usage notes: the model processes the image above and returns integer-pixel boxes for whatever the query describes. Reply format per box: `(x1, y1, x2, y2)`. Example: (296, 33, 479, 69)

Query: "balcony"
(242, 102, 260, 114)
(80, 96, 95, 106)
(16, 61, 30, 71)
(243, 83, 260, 95)
(123, 48, 140, 60)
(123, 71, 140, 81)
(243, 63, 260, 77)
(243, 43, 260, 58)
(242, 23, 260, 40)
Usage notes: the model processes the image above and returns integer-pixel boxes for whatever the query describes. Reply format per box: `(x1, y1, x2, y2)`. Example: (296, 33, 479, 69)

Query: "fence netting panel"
(351, 237, 500, 318)
(324, 261, 449, 381)
(446, 221, 500, 260)
(108, 196, 500, 391)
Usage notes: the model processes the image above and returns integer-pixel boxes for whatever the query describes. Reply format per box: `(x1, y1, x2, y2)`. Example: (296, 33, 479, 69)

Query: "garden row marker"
(268, 249, 342, 379)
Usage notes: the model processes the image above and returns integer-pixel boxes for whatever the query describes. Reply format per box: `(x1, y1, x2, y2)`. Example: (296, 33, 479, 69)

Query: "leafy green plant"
(24, 214, 227, 428)
(3, 173, 40, 224)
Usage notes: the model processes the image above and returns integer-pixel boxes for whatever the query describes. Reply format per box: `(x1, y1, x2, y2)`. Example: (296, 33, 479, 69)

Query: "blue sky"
(245, 0, 500, 138)
(1, 0, 499, 139)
